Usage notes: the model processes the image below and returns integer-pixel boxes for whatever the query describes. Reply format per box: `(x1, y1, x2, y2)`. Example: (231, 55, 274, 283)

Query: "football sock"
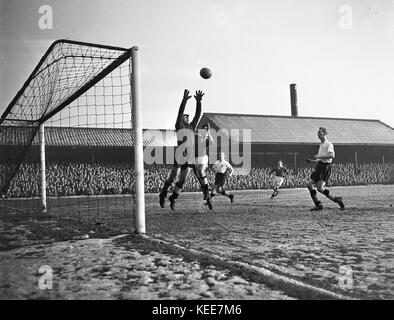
(321, 189, 336, 202)
(169, 192, 179, 200)
(192, 167, 202, 186)
(220, 190, 230, 197)
(309, 189, 321, 206)
(202, 184, 209, 199)
(271, 191, 276, 198)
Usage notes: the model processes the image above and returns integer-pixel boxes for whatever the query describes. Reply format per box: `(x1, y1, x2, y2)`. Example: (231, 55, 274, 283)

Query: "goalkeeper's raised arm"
(175, 89, 192, 130)
(190, 90, 204, 130)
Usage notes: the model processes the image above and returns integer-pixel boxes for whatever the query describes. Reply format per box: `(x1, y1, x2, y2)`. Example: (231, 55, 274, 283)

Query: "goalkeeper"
(159, 89, 210, 210)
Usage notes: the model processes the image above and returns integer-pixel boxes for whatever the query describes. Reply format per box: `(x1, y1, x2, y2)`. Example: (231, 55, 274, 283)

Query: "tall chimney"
(290, 83, 298, 117)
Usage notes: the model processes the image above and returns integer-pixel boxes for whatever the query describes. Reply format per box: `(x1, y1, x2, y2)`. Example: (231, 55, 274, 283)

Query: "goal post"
(130, 46, 145, 234)
(0, 39, 145, 239)
(39, 123, 47, 213)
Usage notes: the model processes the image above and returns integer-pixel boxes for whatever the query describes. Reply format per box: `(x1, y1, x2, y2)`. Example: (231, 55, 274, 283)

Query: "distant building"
(197, 113, 394, 168)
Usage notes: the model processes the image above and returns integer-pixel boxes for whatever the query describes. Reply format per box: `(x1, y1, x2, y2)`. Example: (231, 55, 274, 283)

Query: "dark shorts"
(310, 162, 332, 182)
(215, 172, 226, 187)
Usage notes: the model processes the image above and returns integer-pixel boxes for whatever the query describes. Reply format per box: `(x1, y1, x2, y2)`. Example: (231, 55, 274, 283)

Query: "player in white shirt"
(210, 152, 234, 203)
(305, 127, 345, 211)
(195, 123, 214, 209)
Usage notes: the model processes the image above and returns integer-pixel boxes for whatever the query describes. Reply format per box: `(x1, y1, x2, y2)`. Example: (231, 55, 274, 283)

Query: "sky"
(1, 0, 394, 129)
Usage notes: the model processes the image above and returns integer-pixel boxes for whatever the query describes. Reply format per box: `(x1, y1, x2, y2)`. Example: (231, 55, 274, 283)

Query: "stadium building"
(197, 113, 394, 169)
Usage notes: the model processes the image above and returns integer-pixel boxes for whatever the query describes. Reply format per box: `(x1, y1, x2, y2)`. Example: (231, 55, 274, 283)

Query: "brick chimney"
(290, 83, 298, 117)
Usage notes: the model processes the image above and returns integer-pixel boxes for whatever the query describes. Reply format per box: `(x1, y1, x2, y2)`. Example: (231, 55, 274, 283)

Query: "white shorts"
(196, 155, 209, 166)
(272, 176, 284, 187)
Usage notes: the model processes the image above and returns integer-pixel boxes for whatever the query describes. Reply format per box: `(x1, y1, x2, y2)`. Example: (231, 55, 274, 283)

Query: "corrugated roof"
(199, 113, 394, 145)
(0, 126, 177, 147)
(2, 114, 393, 147)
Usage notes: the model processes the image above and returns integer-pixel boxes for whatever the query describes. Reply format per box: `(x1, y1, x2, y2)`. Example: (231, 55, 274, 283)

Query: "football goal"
(0, 39, 145, 241)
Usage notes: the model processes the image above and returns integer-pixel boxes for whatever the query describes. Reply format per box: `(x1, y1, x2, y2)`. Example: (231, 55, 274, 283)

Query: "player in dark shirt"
(269, 160, 288, 199)
(159, 89, 209, 210)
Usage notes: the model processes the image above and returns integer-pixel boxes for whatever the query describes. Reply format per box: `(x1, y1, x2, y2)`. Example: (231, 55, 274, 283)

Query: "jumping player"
(210, 152, 234, 203)
(269, 160, 288, 199)
(305, 127, 345, 211)
(159, 89, 213, 210)
(195, 122, 214, 204)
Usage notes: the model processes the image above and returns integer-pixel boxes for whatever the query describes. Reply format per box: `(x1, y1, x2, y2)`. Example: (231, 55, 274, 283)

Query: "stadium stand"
(3, 162, 393, 198)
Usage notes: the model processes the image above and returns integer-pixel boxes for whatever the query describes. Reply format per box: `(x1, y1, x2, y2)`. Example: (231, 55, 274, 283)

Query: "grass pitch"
(1, 185, 393, 299)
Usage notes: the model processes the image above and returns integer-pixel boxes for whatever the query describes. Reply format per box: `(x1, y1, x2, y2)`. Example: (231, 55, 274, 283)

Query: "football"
(200, 67, 212, 79)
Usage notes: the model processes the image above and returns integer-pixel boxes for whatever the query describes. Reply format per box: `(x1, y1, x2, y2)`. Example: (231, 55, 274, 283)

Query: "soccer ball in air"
(200, 67, 212, 79)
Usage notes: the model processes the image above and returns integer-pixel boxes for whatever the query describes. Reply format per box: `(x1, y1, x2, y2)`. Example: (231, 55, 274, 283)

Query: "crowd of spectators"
(1, 162, 394, 198)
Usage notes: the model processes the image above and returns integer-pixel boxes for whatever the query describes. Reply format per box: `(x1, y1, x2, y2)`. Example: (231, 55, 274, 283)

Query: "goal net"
(0, 40, 144, 244)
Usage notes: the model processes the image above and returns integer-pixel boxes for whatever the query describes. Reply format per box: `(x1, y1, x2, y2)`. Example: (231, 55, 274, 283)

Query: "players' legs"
(271, 177, 283, 198)
(161, 166, 179, 197)
(197, 163, 210, 200)
(271, 188, 278, 199)
(191, 164, 203, 187)
(316, 180, 345, 209)
(277, 177, 284, 190)
(209, 184, 233, 203)
(275, 178, 284, 196)
(210, 184, 219, 197)
(307, 179, 323, 210)
(271, 181, 279, 198)
(168, 166, 190, 210)
(192, 164, 212, 208)
(159, 166, 180, 207)
(198, 164, 208, 185)
(218, 186, 233, 202)
(316, 180, 333, 199)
